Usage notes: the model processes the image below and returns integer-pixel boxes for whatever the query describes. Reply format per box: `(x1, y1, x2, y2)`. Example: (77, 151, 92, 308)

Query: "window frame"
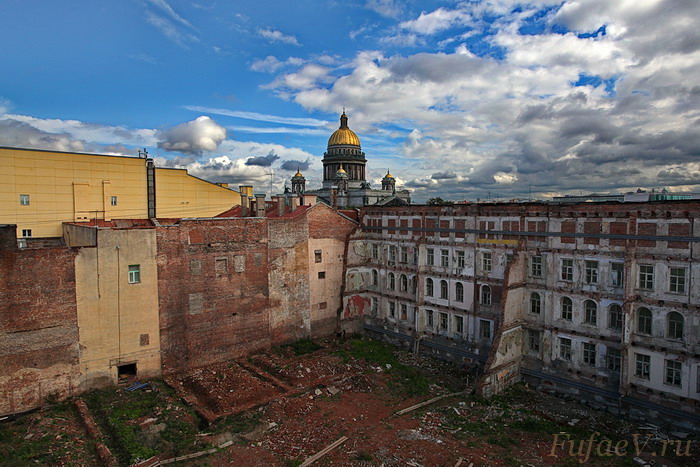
(585, 260, 599, 284)
(482, 251, 492, 272)
(529, 292, 541, 314)
(128, 264, 141, 284)
(611, 262, 624, 288)
(561, 258, 573, 281)
(19, 194, 30, 206)
(583, 300, 597, 325)
(664, 359, 682, 387)
(441, 249, 449, 268)
(669, 267, 687, 294)
(426, 278, 434, 297)
(608, 304, 623, 331)
(637, 307, 652, 335)
(638, 264, 654, 290)
(530, 255, 543, 278)
(480, 285, 492, 305)
(427, 248, 434, 266)
(455, 282, 464, 302)
(561, 296, 573, 321)
(635, 353, 651, 380)
(582, 342, 596, 366)
(666, 312, 684, 340)
(559, 337, 572, 361)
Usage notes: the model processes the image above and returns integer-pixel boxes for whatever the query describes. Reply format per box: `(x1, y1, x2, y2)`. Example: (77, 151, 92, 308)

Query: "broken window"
(388, 246, 397, 265)
(665, 360, 682, 387)
(439, 312, 448, 332)
(388, 301, 395, 318)
(669, 267, 686, 294)
(117, 363, 137, 380)
(455, 315, 464, 335)
(318, 271, 326, 279)
(608, 304, 623, 331)
(637, 307, 652, 335)
(400, 246, 408, 264)
(585, 260, 598, 284)
(371, 243, 379, 260)
(635, 353, 650, 380)
(372, 269, 378, 286)
(401, 303, 407, 320)
(667, 312, 684, 340)
(400, 274, 408, 292)
(441, 249, 449, 268)
(583, 342, 596, 366)
(611, 262, 624, 287)
(426, 310, 434, 328)
(561, 297, 573, 321)
(479, 320, 491, 339)
(583, 300, 597, 325)
(528, 330, 540, 352)
(561, 259, 573, 281)
(606, 348, 621, 372)
(314, 249, 322, 263)
(559, 338, 572, 361)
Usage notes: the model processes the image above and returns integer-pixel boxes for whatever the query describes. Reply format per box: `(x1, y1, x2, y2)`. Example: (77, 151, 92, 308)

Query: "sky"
(1, 0, 699, 202)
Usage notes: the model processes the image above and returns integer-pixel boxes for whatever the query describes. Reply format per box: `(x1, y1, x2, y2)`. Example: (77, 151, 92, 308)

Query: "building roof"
(328, 112, 361, 147)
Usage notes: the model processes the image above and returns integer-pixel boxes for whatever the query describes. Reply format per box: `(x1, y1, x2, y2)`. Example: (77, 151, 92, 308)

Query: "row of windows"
(425, 310, 492, 339)
(372, 244, 495, 272)
(424, 279, 493, 305)
(18, 194, 119, 206)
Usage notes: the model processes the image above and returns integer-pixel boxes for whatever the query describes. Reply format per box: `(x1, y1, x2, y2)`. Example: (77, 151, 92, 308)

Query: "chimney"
(240, 193, 248, 217)
(330, 186, 338, 210)
(290, 194, 299, 212)
(255, 194, 266, 217)
(277, 197, 285, 217)
(302, 194, 317, 206)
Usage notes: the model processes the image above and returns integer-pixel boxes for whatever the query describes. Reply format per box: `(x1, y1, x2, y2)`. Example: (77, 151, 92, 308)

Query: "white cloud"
(146, 0, 195, 30)
(183, 106, 328, 126)
(399, 7, 472, 35)
(258, 28, 301, 46)
(365, 0, 402, 18)
(250, 55, 304, 73)
(157, 116, 227, 155)
(145, 11, 199, 48)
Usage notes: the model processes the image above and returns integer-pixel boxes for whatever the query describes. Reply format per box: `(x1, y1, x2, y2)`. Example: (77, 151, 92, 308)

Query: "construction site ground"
(1, 336, 697, 466)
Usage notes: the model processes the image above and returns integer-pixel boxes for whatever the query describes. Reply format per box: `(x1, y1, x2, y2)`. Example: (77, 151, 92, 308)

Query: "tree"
(426, 197, 454, 206)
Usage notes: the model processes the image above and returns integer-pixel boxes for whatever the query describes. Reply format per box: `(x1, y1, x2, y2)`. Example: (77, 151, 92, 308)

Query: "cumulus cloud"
(365, 0, 402, 18)
(157, 116, 226, 155)
(280, 159, 311, 171)
(245, 151, 279, 167)
(250, 55, 304, 73)
(258, 28, 301, 46)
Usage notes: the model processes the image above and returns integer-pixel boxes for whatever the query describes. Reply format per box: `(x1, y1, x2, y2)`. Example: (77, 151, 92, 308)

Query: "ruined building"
(342, 203, 700, 428)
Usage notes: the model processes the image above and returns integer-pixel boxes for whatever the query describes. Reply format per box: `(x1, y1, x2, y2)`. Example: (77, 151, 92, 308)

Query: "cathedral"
(289, 111, 411, 208)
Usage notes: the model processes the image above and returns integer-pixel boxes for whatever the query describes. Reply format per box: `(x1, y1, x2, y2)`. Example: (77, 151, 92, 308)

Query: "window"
(314, 249, 322, 263)
(412, 276, 417, 293)
(583, 342, 596, 366)
(372, 269, 378, 286)
(529, 292, 541, 314)
(371, 298, 378, 314)
(441, 249, 449, 267)
(505, 253, 514, 266)
(611, 262, 624, 287)
(482, 252, 492, 272)
(439, 312, 448, 331)
(20, 194, 30, 206)
(669, 267, 686, 294)
(455, 282, 464, 302)
(635, 353, 650, 380)
(412, 248, 418, 265)
(427, 248, 434, 266)
(583, 300, 597, 325)
(318, 271, 326, 279)
(426, 278, 434, 297)
(585, 261, 598, 284)
(480, 285, 491, 305)
(607, 348, 621, 372)
(561, 297, 573, 321)
(215, 257, 228, 275)
(21, 229, 32, 237)
(479, 320, 491, 339)
(457, 251, 465, 269)
(667, 312, 684, 340)
(388, 246, 397, 264)
(530, 256, 543, 277)
(400, 274, 408, 292)
(528, 330, 540, 352)
(440, 280, 448, 299)
(426, 309, 434, 328)
(400, 246, 408, 264)
(110, 195, 118, 206)
(665, 360, 682, 387)
(637, 307, 652, 335)
(372, 243, 379, 260)
(455, 315, 464, 334)
(608, 304, 623, 331)
(638, 264, 654, 290)
(128, 264, 141, 284)
(559, 338, 572, 361)
(561, 259, 573, 281)
(401, 303, 408, 320)
(388, 301, 395, 318)
(388, 272, 395, 290)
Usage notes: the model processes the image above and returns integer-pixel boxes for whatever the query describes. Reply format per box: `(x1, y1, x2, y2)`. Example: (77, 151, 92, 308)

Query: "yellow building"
(0, 146, 242, 237)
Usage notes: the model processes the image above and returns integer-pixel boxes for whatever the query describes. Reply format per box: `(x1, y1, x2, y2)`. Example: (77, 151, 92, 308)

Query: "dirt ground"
(1, 336, 697, 466)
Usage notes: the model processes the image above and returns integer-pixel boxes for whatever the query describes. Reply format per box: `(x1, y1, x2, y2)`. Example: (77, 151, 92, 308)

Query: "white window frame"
(128, 264, 141, 284)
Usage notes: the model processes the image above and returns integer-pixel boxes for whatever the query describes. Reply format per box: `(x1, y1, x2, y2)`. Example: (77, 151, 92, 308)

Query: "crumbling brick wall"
(0, 226, 80, 414)
(156, 219, 271, 373)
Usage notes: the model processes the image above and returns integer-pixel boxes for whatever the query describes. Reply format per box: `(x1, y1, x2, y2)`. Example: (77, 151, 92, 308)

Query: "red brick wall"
(0, 229, 80, 413)
(156, 219, 271, 373)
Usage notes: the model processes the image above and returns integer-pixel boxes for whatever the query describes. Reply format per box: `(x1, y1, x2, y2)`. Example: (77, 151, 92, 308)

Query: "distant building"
(292, 112, 411, 208)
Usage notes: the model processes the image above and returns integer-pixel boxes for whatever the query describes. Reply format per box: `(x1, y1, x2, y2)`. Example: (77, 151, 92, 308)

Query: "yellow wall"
(155, 168, 241, 218)
(0, 147, 149, 237)
(72, 226, 161, 389)
(0, 147, 242, 237)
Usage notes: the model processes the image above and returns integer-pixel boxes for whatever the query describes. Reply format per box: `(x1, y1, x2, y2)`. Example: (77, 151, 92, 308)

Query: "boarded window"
(139, 333, 150, 346)
(668, 223, 690, 249)
(234, 255, 246, 272)
(454, 220, 465, 238)
(189, 293, 204, 315)
(637, 223, 656, 247)
(583, 222, 601, 245)
(400, 219, 408, 235)
(215, 257, 228, 275)
(609, 222, 627, 246)
(440, 220, 450, 238)
(190, 260, 202, 275)
(412, 218, 422, 237)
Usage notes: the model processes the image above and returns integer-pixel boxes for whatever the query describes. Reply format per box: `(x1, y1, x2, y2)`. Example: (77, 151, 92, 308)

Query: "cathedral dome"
(328, 112, 361, 147)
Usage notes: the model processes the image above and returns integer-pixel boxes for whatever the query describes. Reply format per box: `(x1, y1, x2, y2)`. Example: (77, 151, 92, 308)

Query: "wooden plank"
(395, 391, 466, 416)
(300, 436, 348, 467)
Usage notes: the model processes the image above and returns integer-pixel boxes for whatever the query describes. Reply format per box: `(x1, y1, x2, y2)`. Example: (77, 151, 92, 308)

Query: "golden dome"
(294, 169, 303, 177)
(336, 165, 347, 174)
(384, 169, 394, 179)
(328, 112, 361, 147)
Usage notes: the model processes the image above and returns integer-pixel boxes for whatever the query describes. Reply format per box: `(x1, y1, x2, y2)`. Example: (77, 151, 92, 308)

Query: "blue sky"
(1, 0, 699, 202)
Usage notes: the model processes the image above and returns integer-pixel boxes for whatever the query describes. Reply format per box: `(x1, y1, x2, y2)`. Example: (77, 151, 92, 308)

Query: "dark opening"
(117, 363, 137, 380)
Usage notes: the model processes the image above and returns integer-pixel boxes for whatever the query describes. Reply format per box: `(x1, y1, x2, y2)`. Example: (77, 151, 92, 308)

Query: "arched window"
(481, 285, 491, 305)
(561, 297, 572, 320)
(608, 304, 623, 331)
(440, 280, 448, 299)
(426, 278, 434, 297)
(455, 282, 464, 302)
(400, 274, 408, 292)
(584, 300, 597, 325)
(388, 272, 395, 290)
(530, 292, 541, 314)
(637, 307, 652, 335)
(372, 269, 378, 286)
(667, 312, 684, 340)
